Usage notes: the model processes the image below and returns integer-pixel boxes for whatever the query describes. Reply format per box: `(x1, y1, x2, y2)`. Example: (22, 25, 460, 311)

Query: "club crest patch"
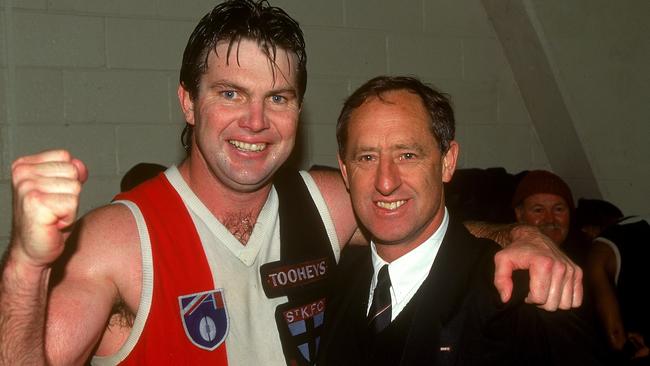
(178, 289, 229, 351)
(276, 298, 326, 364)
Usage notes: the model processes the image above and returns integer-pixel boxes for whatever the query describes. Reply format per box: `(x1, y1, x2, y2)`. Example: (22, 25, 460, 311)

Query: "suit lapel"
(400, 218, 487, 365)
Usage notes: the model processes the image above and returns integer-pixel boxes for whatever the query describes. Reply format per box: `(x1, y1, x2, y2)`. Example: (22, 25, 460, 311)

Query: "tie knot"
(377, 264, 391, 288)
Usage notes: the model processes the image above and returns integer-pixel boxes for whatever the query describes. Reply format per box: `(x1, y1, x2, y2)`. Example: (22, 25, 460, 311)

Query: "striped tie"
(367, 265, 392, 333)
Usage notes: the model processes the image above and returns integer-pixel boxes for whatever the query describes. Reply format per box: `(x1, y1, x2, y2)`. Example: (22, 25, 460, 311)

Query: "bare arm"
(0, 150, 139, 365)
(464, 220, 517, 248)
(468, 222, 583, 311)
(308, 168, 364, 249)
(1, 150, 87, 364)
(587, 240, 626, 350)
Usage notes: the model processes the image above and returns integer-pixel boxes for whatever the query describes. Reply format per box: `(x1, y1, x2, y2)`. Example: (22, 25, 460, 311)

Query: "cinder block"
(6, 0, 46, 10)
(13, 12, 104, 67)
(462, 38, 508, 81)
(0, 181, 8, 239)
(388, 35, 462, 79)
(423, 0, 495, 37)
(78, 175, 122, 216)
(12, 124, 117, 176)
(48, 0, 155, 16)
(0, 71, 6, 121)
(347, 0, 422, 31)
(156, 0, 217, 19)
(272, 0, 344, 27)
(0, 12, 5, 67)
(310, 154, 338, 170)
(116, 124, 185, 174)
(64, 70, 171, 124)
(304, 28, 386, 77)
(307, 123, 338, 158)
(301, 77, 349, 127)
(458, 123, 533, 171)
(14, 68, 64, 124)
(446, 80, 498, 124)
(106, 18, 195, 70)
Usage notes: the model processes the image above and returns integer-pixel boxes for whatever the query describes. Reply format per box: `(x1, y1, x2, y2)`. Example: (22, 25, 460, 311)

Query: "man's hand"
(493, 225, 583, 311)
(10, 149, 88, 268)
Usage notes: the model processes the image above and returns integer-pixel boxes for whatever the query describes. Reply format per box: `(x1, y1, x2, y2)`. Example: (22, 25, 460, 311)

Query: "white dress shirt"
(367, 208, 449, 320)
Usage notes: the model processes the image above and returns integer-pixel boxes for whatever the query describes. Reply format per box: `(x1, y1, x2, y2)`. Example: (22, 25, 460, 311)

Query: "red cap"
(511, 170, 574, 210)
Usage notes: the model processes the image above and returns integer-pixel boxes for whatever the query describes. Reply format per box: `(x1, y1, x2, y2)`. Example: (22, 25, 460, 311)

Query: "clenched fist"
(10, 149, 88, 267)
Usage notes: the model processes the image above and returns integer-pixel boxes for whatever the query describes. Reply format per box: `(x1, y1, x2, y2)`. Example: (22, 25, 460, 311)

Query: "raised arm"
(467, 222, 583, 311)
(0, 150, 139, 365)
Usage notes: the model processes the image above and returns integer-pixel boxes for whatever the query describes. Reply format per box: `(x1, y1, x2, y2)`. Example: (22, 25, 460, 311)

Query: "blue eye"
(222, 90, 236, 99)
(271, 95, 286, 103)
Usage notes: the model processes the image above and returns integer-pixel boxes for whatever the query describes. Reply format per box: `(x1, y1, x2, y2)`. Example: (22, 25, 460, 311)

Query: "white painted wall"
(1, 0, 646, 249)
(527, 0, 649, 217)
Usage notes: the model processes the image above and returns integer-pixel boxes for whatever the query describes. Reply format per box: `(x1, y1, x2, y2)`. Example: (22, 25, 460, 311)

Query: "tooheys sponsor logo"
(265, 258, 328, 290)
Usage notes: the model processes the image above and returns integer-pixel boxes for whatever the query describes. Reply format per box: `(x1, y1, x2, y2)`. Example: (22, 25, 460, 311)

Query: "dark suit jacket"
(318, 217, 606, 366)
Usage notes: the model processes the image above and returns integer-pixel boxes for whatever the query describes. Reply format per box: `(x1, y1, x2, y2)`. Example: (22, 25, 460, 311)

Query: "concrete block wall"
(9, 0, 633, 248)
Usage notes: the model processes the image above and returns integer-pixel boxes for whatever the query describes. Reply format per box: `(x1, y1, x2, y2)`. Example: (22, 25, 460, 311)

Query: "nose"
(239, 100, 269, 132)
(375, 157, 401, 196)
(540, 209, 555, 224)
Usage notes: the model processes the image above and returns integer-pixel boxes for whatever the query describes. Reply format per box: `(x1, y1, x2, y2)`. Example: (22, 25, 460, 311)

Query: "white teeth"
(229, 140, 267, 152)
(376, 200, 406, 210)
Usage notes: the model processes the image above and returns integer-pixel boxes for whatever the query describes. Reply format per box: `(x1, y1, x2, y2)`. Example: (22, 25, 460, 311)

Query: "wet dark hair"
(336, 75, 455, 158)
(180, 0, 307, 150)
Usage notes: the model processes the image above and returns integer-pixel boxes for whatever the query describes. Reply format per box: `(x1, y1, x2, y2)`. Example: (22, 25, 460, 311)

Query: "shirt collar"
(370, 207, 449, 306)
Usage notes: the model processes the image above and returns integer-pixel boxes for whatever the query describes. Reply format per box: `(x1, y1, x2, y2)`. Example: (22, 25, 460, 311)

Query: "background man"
(577, 199, 650, 363)
(511, 169, 593, 267)
(319, 76, 603, 365)
(0, 1, 581, 365)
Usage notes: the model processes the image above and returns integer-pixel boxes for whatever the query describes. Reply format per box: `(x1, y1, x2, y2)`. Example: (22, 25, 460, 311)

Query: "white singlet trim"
(91, 200, 154, 366)
(299, 170, 341, 262)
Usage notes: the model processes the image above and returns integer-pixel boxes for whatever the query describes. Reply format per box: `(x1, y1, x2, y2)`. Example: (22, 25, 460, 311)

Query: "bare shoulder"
(62, 203, 141, 304)
(308, 168, 358, 249)
(45, 203, 142, 363)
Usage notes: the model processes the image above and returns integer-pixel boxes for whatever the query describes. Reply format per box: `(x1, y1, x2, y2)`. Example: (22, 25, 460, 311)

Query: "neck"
(178, 158, 272, 245)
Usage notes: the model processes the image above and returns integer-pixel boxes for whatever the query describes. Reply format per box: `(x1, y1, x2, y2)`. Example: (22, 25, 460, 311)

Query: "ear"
(178, 84, 196, 125)
(514, 206, 524, 223)
(337, 153, 351, 190)
(441, 140, 459, 183)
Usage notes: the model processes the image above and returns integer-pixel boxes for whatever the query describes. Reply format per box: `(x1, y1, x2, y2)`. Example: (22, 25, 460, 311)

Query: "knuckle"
(536, 255, 554, 271)
(553, 261, 567, 275)
(574, 266, 584, 281)
(14, 178, 36, 196)
(11, 162, 29, 183)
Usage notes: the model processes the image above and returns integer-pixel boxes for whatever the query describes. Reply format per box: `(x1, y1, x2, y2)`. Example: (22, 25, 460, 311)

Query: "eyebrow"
(207, 81, 297, 98)
(267, 87, 297, 97)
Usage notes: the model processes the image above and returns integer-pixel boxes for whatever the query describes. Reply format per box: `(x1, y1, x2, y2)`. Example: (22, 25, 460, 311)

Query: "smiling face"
(178, 39, 300, 193)
(515, 193, 571, 245)
(338, 90, 458, 261)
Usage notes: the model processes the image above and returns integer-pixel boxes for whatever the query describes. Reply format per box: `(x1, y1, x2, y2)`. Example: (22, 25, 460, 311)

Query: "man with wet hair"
(0, 1, 580, 365)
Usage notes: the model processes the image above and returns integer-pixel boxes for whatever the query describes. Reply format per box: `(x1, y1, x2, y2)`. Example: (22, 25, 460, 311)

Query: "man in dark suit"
(317, 76, 605, 365)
